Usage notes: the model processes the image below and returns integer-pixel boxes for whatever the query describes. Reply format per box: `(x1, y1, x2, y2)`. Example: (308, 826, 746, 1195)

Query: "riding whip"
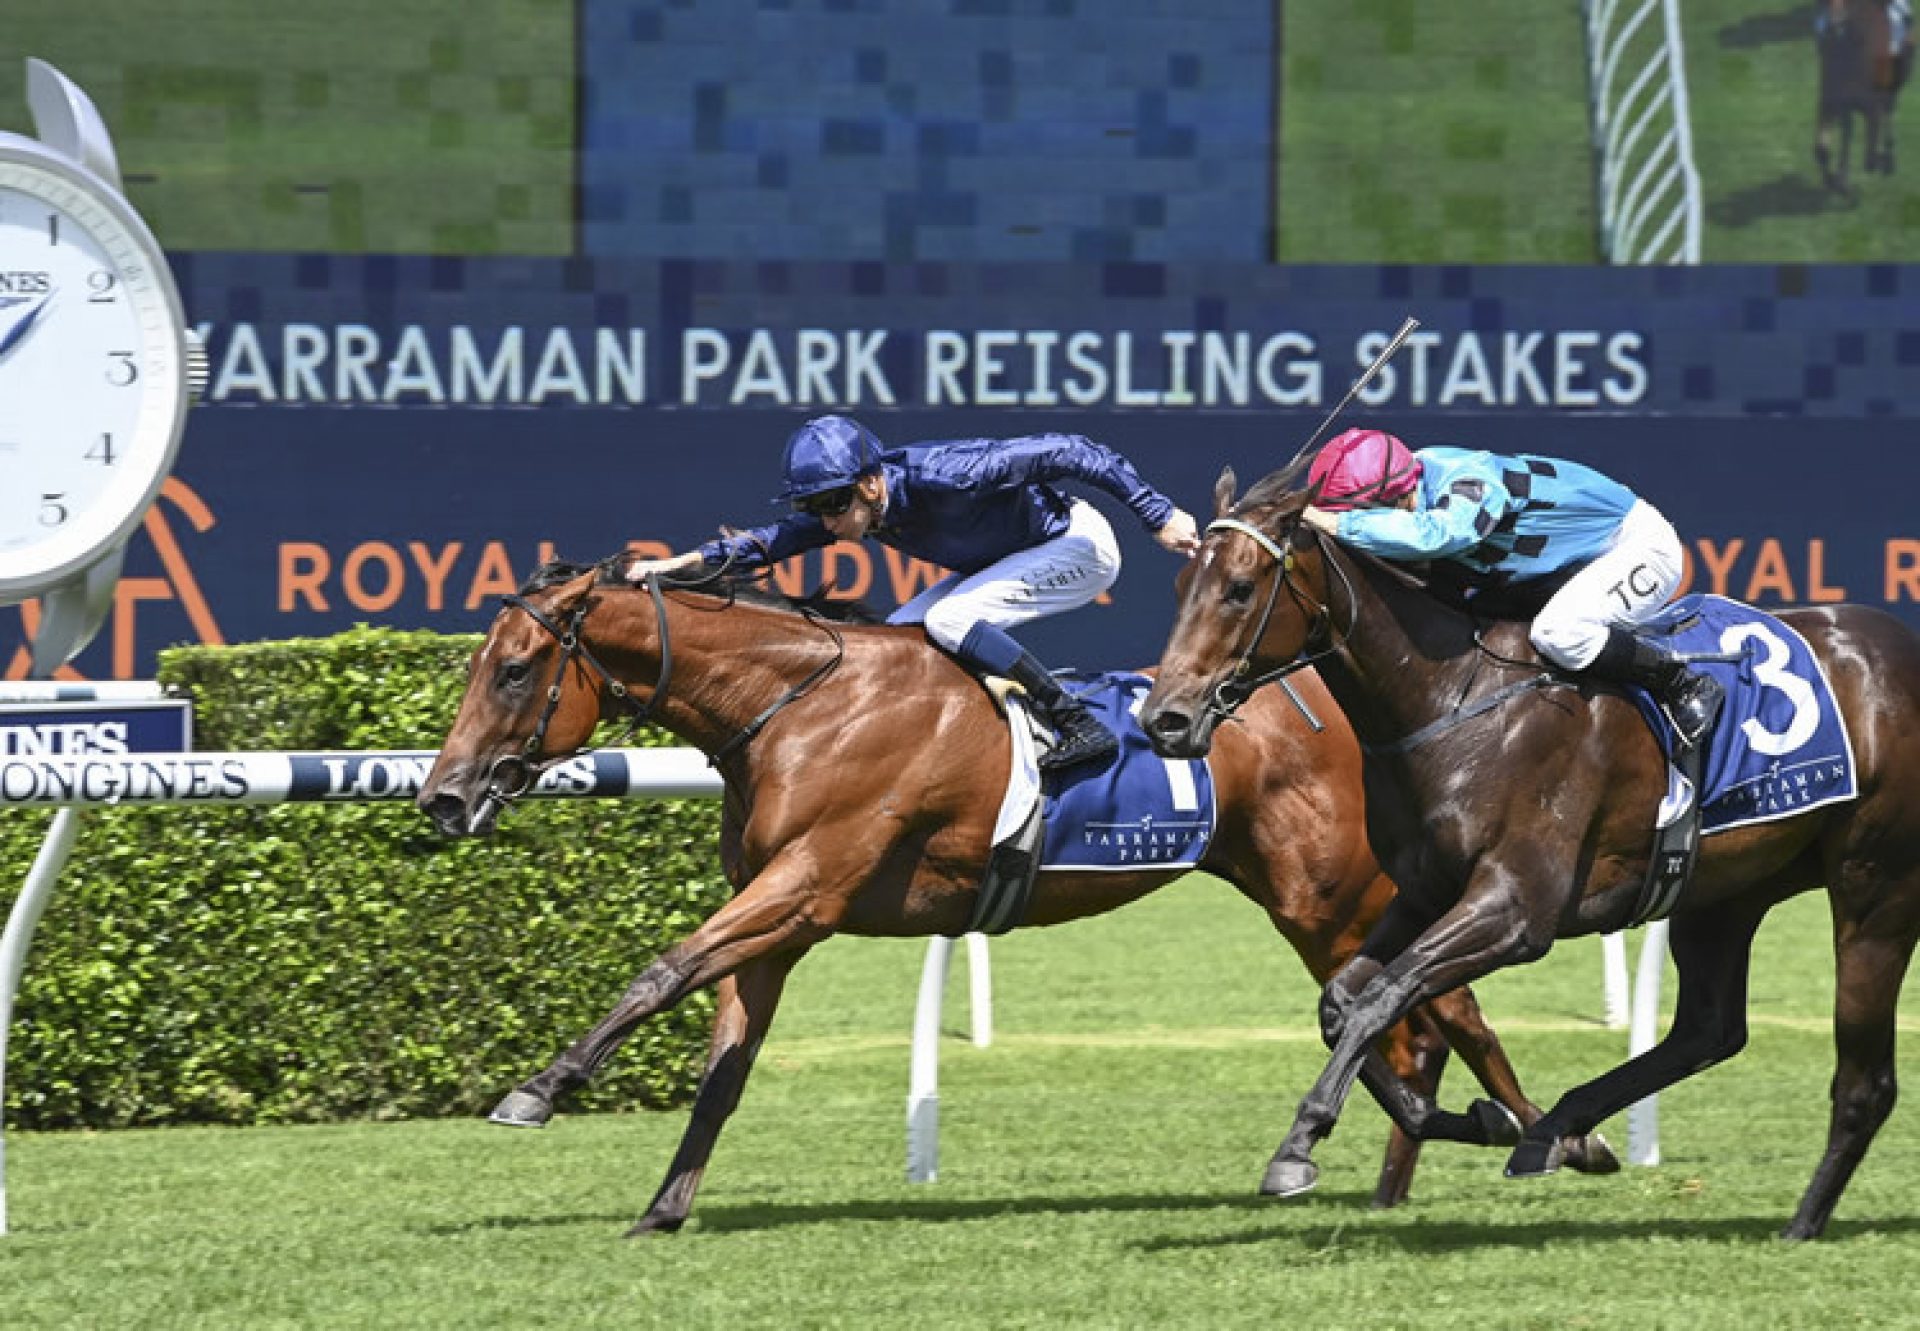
(1281, 315, 1422, 474)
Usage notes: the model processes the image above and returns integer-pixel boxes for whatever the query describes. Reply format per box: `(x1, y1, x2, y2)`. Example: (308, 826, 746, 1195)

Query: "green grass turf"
(0, 0, 574, 255)
(5, 883, 1919, 1329)
(1277, 0, 1598, 262)
(1683, 2, 1920, 261)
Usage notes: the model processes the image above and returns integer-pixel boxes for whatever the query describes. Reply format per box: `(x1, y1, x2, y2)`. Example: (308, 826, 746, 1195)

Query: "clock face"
(0, 141, 187, 598)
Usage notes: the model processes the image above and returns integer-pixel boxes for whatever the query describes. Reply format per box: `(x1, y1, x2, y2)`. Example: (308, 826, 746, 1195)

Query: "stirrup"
(1667, 674, 1725, 749)
(1038, 716, 1117, 772)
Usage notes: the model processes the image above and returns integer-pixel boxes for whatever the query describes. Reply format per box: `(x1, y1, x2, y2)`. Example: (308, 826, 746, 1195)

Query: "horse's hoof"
(625, 1213, 685, 1238)
(1468, 1098, 1524, 1148)
(1564, 1131, 1621, 1176)
(487, 1089, 553, 1128)
(1261, 1159, 1320, 1198)
(1504, 1135, 1564, 1179)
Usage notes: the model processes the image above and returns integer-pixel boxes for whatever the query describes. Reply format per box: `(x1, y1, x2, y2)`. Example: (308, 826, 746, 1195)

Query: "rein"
(1202, 513, 1566, 754)
(486, 572, 848, 803)
(484, 574, 675, 803)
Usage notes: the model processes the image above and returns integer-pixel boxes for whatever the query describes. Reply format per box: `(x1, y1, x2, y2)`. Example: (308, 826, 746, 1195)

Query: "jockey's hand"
(1301, 506, 1341, 536)
(1155, 508, 1202, 557)
(623, 551, 702, 582)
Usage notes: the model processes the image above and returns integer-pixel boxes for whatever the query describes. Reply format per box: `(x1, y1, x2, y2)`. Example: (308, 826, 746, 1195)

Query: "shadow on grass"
(1140, 1210, 1920, 1253)
(426, 1188, 1383, 1236)
(1708, 173, 1855, 228)
(1718, 8, 1816, 50)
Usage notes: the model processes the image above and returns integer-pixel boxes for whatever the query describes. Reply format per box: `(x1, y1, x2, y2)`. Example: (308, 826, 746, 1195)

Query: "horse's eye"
(1225, 579, 1256, 607)
(500, 660, 532, 687)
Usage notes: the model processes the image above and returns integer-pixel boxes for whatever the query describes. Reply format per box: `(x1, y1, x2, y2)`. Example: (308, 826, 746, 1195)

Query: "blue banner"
(6, 259, 1918, 681)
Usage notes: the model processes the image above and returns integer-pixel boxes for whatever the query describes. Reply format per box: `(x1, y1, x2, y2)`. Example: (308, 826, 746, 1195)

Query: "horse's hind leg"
(1782, 880, 1920, 1241)
(629, 953, 803, 1236)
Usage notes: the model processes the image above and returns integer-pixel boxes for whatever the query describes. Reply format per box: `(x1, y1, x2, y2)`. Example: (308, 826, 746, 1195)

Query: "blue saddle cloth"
(1038, 672, 1217, 871)
(1629, 595, 1857, 835)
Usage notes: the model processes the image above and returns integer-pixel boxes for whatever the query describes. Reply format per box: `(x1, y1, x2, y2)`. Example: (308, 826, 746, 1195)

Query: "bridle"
(483, 573, 675, 805)
(1198, 513, 1352, 729)
(482, 571, 847, 805)
(1205, 514, 1569, 756)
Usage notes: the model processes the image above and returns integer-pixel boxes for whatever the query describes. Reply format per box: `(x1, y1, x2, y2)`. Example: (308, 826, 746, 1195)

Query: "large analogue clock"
(0, 131, 189, 602)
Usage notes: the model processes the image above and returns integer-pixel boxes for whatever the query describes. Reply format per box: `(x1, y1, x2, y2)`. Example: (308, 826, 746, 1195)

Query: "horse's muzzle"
(1142, 703, 1215, 759)
(417, 786, 505, 838)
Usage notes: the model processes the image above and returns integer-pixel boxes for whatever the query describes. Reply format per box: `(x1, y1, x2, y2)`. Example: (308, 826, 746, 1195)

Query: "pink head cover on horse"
(1308, 429, 1423, 511)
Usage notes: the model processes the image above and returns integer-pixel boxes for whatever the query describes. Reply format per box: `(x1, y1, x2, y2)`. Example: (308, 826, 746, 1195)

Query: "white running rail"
(1583, 0, 1704, 263)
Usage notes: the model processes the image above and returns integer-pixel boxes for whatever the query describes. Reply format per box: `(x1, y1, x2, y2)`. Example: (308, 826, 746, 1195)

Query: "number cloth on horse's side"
(1629, 595, 1858, 835)
(1013, 671, 1217, 871)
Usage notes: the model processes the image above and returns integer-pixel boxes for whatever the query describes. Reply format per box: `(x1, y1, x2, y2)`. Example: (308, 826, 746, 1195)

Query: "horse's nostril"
(1148, 709, 1191, 739)
(420, 790, 468, 830)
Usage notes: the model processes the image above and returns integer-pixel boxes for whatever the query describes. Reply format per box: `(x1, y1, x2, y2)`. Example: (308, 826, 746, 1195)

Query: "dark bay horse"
(1138, 466, 1920, 1241)
(418, 559, 1613, 1235)
(1817, 0, 1912, 191)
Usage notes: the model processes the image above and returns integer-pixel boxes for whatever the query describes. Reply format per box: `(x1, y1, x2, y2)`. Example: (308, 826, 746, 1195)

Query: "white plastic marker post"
(906, 933, 994, 1184)
(1602, 932, 1632, 1029)
(1595, 925, 1670, 1165)
(1626, 920, 1670, 1166)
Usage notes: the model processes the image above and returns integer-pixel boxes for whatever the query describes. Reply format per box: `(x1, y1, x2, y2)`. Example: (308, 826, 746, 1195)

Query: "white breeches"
(1529, 500, 1685, 670)
(888, 500, 1122, 652)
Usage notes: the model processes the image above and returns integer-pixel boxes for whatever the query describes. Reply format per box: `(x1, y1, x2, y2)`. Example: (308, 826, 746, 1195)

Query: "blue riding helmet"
(774, 415, 884, 502)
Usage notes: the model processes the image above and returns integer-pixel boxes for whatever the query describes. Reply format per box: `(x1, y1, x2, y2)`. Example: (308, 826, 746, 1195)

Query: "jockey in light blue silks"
(628, 415, 1200, 772)
(1301, 428, 1725, 748)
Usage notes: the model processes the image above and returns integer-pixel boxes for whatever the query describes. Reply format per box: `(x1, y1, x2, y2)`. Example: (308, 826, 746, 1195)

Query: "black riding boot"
(1587, 627, 1726, 749)
(1005, 652, 1119, 773)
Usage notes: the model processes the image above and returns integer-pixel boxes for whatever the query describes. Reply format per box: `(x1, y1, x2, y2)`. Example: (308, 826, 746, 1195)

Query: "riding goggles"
(794, 485, 858, 518)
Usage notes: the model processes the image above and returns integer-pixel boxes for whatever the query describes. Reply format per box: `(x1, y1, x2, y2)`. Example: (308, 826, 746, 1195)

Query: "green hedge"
(0, 627, 728, 1130)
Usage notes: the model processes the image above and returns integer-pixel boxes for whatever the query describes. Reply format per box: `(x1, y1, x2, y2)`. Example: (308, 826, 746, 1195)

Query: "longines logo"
(0, 271, 53, 295)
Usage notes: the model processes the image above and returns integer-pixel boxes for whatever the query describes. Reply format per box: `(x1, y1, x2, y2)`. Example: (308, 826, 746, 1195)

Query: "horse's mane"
(517, 557, 886, 625)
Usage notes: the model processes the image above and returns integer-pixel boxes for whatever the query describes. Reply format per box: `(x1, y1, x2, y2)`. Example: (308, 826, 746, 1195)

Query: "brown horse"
(417, 559, 1613, 1235)
(1817, 0, 1913, 191)
(1139, 465, 1920, 1241)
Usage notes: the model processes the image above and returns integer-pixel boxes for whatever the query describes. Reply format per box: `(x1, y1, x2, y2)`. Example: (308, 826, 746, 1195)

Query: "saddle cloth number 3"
(1721, 623, 1819, 757)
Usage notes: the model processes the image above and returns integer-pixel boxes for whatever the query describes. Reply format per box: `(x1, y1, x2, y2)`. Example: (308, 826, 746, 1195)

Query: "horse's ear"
(1213, 466, 1238, 518)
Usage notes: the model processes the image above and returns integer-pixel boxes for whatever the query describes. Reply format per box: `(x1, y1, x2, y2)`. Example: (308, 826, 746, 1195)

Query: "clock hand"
(0, 289, 54, 364)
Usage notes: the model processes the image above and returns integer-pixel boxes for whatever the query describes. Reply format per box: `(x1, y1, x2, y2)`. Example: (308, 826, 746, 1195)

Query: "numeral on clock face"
(86, 432, 116, 465)
(39, 493, 69, 527)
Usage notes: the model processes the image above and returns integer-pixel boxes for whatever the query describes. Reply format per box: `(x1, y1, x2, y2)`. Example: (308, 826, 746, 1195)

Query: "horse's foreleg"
(1505, 901, 1765, 1180)
(1319, 885, 1445, 1047)
(628, 952, 802, 1237)
(1782, 886, 1920, 1241)
(1420, 985, 1619, 1175)
(1263, 877, 1548, 1200)
(492, 859, 836, 1128)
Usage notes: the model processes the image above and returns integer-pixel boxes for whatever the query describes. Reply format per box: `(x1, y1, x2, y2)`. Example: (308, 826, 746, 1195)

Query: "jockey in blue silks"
(628, 415, 1200, 772)
(1301, 428, 1724, 748)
